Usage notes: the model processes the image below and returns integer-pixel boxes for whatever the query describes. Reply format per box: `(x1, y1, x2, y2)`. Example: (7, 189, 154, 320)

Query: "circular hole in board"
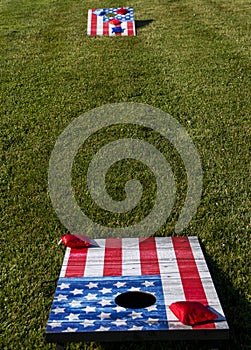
(106, 13, 116, 18)
(115, 291, 156, 309)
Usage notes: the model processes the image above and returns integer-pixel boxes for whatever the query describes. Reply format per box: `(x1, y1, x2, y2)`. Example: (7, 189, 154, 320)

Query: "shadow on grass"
(200, 242, 251, 350)
(135, 20, 154, 30)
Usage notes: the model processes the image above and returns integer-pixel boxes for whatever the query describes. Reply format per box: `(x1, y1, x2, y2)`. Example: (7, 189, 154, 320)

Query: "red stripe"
(127, 21, 135, 36)
(172, 237, 215, 329)
(65, 248, 88, 277)
(91, 10, 97, 36)
(139, 237, 160, 275)
(103, 238, 122, 276)
(103, 22, 109, 35)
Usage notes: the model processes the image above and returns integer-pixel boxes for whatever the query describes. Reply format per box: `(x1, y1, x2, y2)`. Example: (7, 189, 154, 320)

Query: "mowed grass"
(0, 0, 250, 349)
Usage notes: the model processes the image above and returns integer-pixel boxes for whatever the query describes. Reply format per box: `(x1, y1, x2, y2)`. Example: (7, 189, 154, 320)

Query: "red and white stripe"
(60, 236, 228, 329)
(61, 236, 163, 278)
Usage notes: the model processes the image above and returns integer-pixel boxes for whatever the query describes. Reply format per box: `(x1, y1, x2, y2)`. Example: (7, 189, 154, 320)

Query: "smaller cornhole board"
(87, 8, 136, 36)
(45, 237, 229, 345)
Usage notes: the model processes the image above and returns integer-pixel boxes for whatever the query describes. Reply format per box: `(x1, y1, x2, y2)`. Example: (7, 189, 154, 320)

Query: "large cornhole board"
(87, 8, 136, 36)
(45, 237, 229, 346)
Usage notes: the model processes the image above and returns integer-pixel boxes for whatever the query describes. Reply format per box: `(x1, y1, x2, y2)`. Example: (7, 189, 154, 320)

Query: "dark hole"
(106, 13, 116, 18)
(115, 291, 156, 309)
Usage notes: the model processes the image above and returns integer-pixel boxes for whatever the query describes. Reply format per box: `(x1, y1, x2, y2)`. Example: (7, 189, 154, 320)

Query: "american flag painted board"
(45, 237, 229, 343)
(87, 8, 136, 36)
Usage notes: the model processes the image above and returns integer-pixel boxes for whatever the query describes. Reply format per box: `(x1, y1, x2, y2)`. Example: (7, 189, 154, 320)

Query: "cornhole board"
(87, 8, 136, 36)
(45, 237, 229, 347)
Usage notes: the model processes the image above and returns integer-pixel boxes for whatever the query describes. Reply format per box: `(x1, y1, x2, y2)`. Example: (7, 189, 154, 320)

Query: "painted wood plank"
(122, 238, 141, 276)
(84, 239, 106, 277)
(59, 247, 71, 278)
(139, 237, 160, 275)
(65, 248, 88, 278)
(103, 238, 122, 276)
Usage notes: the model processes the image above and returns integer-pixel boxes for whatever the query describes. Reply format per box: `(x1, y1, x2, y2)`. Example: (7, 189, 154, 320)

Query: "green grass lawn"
(1, 0, 250, 349)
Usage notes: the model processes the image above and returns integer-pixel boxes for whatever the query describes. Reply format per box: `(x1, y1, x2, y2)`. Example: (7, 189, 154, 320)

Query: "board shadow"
(135, 20, 154, 29)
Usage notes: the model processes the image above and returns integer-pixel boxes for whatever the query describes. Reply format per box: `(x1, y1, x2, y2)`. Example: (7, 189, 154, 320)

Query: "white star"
(142, 281, 155, 287)
(100, 287, 112, 294)
(85, 293, 97, 301)
(83, 305, 96, 313)
(96, 326, 110, 331)
(128, 286, 141, 292)
(71, 288, 83, 295)
(58, 283, 70, 290)
(62, 327, 78, 332)
(57, 294, 68, 301)
(49, 321, 62, 328)
(146, 305, 157, 311)
(97, 312, 111, 319)
(98, 299, 112, 306)
(111, 319, 127, 327)
(86, 282, 98, 289)
(65, 313, 80, 321)
(69, 300, 82, 307)
(129, 325, 143, 331)
(80, 320, 95, 328)
(147, 317, 159, 325)
(128, 311, 143, 319)
(113, 281, 126, 288)
(112, 305, 126, 312)
(52, 307, 65, 314)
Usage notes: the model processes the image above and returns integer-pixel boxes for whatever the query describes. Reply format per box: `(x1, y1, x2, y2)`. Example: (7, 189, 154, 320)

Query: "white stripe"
(96, 14, 104, 36)
(87, 9, 92, 35)
(122, 238, 141, 276)
(156, 237, 190, 328)
(188, 237, 229, 330)
(84, 239, 106, 276)
(121, 22, 128, 36)
(132, 20, 136, 36)
(59, 247, 71, 277)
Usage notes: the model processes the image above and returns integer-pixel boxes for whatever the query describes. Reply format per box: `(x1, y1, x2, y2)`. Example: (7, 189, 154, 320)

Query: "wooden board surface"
(45, 237, 229, 343)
